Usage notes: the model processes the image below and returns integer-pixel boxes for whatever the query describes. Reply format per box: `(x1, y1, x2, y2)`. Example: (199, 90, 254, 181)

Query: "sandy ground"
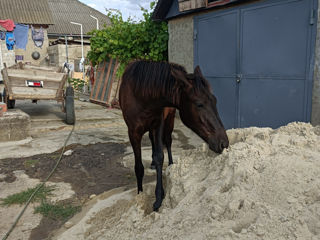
(53, 122, 320, 240)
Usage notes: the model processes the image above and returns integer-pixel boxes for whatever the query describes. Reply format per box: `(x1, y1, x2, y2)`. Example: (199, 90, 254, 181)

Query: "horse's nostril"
(220, 140, 229, 150)
(219, 142, 224, 151)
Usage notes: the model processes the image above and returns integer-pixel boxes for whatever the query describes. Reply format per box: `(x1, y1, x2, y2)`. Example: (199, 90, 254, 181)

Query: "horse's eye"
(196, 103, 204, 108)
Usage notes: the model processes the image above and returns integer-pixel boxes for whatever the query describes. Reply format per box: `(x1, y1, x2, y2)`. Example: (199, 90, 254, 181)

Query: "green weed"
(1, 184, 54, 206)
(34, 201, 81, 220)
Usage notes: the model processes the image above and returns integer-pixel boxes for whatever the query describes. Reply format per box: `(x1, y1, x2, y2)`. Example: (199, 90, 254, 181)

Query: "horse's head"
(172, 65, 229, 154)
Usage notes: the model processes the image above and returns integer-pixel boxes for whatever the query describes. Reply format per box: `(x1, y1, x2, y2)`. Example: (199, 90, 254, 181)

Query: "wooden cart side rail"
(1, 66, 12, 96)
(9, 83, 61, 90)
(23, 65, 63, 72)
(5, 75, 65, 84)
(10, 95, 64, 101)
(9, 63, 63, 72)
(10, 87, 58, 99)
(56, 73, 68, 99)
(6, 69, 66, 81)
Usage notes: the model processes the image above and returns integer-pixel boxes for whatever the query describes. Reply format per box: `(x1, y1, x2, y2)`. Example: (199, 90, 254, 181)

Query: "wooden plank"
(106, 60, 119, 104)
(6, 74, 64, 83)
(94, 61, 108, 100)
(91, 61, 106, 100)
(23, 65, 62, 72)
(1, 67, 12, 95)
(7, 76, 65, 85)
(179, 1, 191, 11)
(7, 69, 66, 81)
(11, 87, 57, 99)
(56, 73, 68, 99)
(100, 59, 113, 103)
(89, 98, 110, 107)
(179, 0, 205, 11)
(10, 96, 64, 100)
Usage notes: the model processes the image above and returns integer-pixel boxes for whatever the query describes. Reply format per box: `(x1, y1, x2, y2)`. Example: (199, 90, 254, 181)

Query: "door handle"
(236, 74, 242, 83)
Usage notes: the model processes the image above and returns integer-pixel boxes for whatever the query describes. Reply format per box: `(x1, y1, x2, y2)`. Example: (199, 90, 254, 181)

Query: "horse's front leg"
(128, 129, 144, 193)
(150, 119, 165, 211)
(163, 108, 175, 166)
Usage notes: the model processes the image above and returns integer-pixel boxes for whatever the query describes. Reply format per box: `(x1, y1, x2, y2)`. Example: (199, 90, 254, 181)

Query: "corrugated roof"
(47, 0, 110, 36)
(0, 0, 54, 25)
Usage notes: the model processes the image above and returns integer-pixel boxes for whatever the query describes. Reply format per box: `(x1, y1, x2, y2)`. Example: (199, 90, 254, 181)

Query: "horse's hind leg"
(150, 121, 165, 211)
(128, 129, 144, 193)
(149, 131, 156, 169)
(163, 108, 175, 165)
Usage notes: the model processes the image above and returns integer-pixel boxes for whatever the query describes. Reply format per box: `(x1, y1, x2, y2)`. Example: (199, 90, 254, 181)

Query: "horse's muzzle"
(208, 133, 229, 154)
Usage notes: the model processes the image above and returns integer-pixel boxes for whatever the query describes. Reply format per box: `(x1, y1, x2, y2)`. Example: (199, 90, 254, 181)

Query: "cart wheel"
(66, 86, 74, 97)
(3, 88, 15, 109)
(65, 87, 75, 125)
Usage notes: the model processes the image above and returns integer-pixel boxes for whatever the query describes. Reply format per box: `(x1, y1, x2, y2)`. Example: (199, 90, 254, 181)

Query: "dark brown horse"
(119, 60, 229, 211)
(150, 107, 176, 169)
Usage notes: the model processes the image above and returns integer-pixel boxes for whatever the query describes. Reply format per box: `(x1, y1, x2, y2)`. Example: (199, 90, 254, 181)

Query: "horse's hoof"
(153, 201, 162, 211)
(150, 164, 156, 170)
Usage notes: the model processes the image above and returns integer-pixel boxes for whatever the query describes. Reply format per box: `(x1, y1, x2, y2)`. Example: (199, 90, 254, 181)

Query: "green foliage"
(68, 77, 85, 92)
(34, 201, 81, 220)
(87, 1, 168, 77)
(1, 185, 54, 206)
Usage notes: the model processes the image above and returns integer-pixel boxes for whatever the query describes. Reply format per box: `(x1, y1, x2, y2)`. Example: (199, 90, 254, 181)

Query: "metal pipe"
(65, 35, 69, 63)
(70, 21, 86, 93)
(90, 15, 99, 30)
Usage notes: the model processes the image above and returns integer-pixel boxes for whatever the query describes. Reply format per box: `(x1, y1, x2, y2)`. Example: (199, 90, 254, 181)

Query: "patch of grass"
(34, 201, 81, 220)
(1, 184, 55, 206)
(24, 159, 39, 168)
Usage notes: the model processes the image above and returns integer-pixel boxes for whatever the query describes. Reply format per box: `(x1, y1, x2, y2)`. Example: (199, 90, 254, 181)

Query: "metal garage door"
(194, 0, 317, 129)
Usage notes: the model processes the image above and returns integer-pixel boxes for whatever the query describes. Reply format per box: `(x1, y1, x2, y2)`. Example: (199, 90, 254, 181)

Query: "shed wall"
(168, 0, 320, 126)
(0, 41, 16, 81)
(311, 0, 320, 125)
(168, 16, 194, 73)
(47, 44, 91, 68)
(14, 28, 50, 66)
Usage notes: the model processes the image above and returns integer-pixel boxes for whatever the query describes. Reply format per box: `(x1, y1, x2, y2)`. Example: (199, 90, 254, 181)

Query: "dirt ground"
(0, 97, 203, 240)
(0, 142, 155, 239)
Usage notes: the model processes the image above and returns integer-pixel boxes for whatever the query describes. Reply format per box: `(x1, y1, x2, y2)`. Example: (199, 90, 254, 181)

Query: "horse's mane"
(122, 60, 210, 103)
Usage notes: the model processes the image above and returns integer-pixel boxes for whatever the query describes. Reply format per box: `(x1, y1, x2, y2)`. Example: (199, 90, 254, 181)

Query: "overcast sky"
(79, 0, 154, 21)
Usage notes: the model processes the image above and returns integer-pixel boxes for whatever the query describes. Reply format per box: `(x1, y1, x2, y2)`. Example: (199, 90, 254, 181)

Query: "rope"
(2, 123, 75, 240)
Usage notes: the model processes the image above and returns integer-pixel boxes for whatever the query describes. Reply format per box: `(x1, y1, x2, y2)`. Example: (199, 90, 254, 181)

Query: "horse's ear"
(171, 68, 192, 90)
(194, 65, 204, 78)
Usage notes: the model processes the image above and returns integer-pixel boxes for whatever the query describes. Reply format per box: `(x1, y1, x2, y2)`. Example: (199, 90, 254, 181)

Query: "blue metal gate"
(194, 0, 318, 129)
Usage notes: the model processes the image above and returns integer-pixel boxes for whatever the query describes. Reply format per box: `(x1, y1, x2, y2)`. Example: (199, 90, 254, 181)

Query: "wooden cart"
(1, 63, 75, 124)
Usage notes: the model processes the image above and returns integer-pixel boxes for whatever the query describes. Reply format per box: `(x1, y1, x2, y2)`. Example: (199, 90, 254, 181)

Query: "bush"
(87, 1, 168, 77)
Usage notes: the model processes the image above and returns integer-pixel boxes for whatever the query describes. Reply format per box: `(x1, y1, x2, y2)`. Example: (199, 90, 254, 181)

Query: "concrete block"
(0, 109, 30, 142)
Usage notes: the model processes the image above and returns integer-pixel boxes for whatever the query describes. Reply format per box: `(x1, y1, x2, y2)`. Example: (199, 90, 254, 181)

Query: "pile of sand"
(56, 122, 320, 240)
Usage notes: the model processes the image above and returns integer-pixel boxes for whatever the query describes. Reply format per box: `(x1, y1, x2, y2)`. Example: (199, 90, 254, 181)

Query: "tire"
(65, 96, 75, 125)
(3, 88, 15, 109)
(66, 86, 74, 97)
